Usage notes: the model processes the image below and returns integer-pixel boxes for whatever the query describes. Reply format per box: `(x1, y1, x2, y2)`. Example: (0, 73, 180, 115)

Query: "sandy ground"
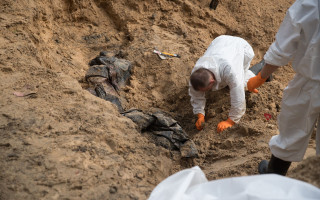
(0, 0, 319, 199)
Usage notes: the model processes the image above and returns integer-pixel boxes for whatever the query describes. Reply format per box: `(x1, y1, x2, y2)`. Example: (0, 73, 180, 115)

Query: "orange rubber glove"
(195, 113, 205, 131)
(217, 118, 235, 133)
(247, 72, 268, 93)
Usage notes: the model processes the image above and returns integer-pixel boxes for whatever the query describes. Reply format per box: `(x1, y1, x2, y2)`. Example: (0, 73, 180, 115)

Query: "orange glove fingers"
(217, 118, 235, 133)
(247, 72, 267, 93)
(195, 113, 205, 131)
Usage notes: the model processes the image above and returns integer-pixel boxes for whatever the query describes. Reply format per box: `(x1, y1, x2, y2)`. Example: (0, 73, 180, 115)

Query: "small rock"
(136, 172, 144, 179)
(0, 143, 11, 147)
(239, 126, 249, 136)
(109, 186, 117, 194)
(266, 124, 275, 129)
(7, 184, 16, 191)
(240, 172, 248, 176)
(7, 153, 18, 158)
(222, 139, 233, 149)
(180, 140, 198, 158)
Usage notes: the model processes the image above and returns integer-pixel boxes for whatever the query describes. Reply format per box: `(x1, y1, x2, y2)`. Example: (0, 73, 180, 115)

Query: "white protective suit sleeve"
(228, 84, 246, 123)
(264, 3, 301, 66)
(264, 0, 320, 81)
(223, 66, 246, 123)
(189, 83, 206, 116)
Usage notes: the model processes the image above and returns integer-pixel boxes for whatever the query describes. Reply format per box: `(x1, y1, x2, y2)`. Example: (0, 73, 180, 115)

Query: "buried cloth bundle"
(123, 109, 199, 158)
(85, 51, 132, 112)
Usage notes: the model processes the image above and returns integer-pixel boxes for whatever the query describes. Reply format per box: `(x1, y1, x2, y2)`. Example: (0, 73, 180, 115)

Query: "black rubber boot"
(249, 59, 273, 82)
(258, 155, 291, 176)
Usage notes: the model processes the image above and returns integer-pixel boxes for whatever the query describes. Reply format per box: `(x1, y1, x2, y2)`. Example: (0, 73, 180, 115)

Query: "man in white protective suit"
(189, 35, 268, 133)
(247, 0, 320, 175)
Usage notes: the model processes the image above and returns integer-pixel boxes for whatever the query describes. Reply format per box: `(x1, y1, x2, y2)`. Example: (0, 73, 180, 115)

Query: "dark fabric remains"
(121, 109, 155, 131)
(122, 109, 199, 158)
(95, 83, 123, 112)
(85, 51, 132, 111)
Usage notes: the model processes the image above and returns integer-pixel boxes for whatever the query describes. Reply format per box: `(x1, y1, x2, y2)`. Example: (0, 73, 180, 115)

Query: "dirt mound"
(0, 0, 317, 199)
(290, 156, 320, 188)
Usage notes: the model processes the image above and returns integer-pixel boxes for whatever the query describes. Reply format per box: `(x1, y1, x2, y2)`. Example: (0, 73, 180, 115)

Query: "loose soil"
(0, 0, 319, 199)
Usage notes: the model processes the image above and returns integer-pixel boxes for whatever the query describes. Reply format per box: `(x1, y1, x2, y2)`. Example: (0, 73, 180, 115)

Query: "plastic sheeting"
(148, 166, 320, 200)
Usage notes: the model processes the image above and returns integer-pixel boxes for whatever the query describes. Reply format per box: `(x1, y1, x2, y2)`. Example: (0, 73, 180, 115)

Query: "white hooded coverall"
(264, 0, 320, 162)
(189, 35, 255, 123)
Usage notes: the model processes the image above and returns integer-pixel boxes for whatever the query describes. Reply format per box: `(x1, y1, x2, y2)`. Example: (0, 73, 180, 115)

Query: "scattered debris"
(13, 91, 37, 97)
(0, 143, 11, 147)
(153, 49, 181, 60)
(264, 113, 272, 121)
(210, 0, 219, 10)
(82, 33, 109, 44)
(13, 84, 37, 97)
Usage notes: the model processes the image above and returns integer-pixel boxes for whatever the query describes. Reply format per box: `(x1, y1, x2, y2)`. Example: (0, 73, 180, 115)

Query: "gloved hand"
(247, 72, 268, 93)
(195, 113, 205, 130)
(217, 118, 235, 133)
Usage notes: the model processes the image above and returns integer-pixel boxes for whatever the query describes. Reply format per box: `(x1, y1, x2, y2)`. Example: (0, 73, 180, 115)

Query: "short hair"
(190, 68, 212, 91)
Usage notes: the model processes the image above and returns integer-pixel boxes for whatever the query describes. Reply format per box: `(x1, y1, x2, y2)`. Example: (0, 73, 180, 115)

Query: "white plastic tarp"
(148, 166, 320, 200)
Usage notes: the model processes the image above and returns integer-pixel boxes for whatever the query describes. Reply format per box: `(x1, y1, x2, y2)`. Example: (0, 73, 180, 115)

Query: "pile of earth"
(0, 0, 318, 199)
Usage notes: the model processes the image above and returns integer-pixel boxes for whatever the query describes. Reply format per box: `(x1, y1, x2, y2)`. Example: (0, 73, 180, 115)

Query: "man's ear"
(209, 71, 215, 84)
